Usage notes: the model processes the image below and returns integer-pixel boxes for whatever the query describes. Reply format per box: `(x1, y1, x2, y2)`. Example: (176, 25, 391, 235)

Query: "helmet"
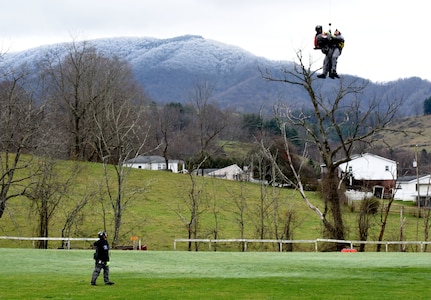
(315, 25, 323, 33)
(98, 231, 107, 239)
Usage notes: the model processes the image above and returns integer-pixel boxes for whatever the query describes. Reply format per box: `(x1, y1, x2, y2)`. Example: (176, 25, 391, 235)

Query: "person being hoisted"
(316, 26, 344, 79)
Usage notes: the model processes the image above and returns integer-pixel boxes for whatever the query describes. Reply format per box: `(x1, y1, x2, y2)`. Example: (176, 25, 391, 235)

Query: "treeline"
(2, 40, 428, 174)
(0, 41, 308, 170)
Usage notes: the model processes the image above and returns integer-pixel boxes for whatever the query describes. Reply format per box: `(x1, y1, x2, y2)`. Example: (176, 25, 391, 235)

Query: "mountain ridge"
(3, 35, 431, 115)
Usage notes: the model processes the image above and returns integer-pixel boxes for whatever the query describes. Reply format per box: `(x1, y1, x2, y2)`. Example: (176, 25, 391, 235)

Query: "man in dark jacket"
(91, 231, 114, 286)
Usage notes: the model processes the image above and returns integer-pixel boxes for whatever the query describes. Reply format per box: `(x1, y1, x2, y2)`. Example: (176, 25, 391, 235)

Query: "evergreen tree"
(424, 97, 431, 115)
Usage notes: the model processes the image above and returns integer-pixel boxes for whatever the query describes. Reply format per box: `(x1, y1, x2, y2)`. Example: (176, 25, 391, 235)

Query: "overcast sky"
(0, 0, 428, 82)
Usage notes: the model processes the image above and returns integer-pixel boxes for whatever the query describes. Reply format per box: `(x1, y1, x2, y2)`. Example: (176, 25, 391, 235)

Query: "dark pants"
(91, 260, 110, 284)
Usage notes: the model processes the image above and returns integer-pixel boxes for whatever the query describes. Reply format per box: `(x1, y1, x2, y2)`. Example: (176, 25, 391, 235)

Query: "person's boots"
(330, 70, 339, 79)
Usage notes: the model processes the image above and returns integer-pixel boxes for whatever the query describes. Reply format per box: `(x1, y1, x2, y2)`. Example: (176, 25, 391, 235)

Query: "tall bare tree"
(188, 81, 229, 172)
(225, 180, 249, 251)
(0, 67, 44, 219)
(92, 57, 150, 247)
(174, 158, 208, 251)
(152, 102, 188, 169)
(261, 51, 401, 248)
(42, 41, 114, 161)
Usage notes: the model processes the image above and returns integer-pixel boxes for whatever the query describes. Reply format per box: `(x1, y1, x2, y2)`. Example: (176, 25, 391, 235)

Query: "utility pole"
(413, 144, 420, 245)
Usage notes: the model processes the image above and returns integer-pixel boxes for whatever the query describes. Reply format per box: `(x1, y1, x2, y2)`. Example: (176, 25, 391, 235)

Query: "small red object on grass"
(341, 248, 357, 253)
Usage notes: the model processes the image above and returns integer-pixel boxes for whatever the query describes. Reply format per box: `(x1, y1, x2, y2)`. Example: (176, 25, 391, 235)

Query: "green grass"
(0, 248, 430, 299)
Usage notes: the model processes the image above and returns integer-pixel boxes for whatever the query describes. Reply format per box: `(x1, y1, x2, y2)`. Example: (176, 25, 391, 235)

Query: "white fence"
(0, 236, 98, 249)
(174, 238, 431, 252)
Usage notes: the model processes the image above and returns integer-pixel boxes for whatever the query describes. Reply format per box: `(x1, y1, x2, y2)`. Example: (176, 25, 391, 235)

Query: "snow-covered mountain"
(2, 35, 431, 115)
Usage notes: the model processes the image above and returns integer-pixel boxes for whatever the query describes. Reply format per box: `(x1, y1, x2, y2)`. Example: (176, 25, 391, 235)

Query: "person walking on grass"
(91, 231, 115, 286)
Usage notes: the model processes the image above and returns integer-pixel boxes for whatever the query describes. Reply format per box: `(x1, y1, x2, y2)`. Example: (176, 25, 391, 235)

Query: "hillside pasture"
(0, 158, 427, 251)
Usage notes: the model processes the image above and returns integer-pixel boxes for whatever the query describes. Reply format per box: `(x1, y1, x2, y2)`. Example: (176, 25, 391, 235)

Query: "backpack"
(314, 33, 329, 49)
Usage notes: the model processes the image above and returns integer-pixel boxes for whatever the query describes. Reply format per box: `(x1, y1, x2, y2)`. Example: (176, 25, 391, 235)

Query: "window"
(385, 166, 389, 171)
(348, 166, 352, 172)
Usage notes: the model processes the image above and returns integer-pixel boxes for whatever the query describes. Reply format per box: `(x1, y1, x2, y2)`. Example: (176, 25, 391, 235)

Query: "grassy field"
(0, 155, 427, 251)
(1, 248, 430, 299)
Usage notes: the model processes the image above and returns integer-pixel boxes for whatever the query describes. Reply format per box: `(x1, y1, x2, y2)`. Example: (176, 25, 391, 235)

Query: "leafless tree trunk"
(207, 179, 220, 251)
(61, 192, 93, 247)
(93, 85, 150, 247)
(261, 50, 401, 249)
(281, 207, 296, 252)
(376, 196, 395, 252)
(24, 159, 77, 249)
(0, 67, 44, 219)
(422, 179, 431, 251)
(174, 158, 208, 251)
(226, 180, 249, 251)
(185, 172, 204, 251)
(255, 153, 270, 245)
(358, 197, 378, 252)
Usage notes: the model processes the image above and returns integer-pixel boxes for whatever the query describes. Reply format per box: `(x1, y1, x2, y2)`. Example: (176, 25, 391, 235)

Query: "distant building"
(206, 164, 246, 181)
(124, 155, 185, 173)
(395, 174, 431, 203)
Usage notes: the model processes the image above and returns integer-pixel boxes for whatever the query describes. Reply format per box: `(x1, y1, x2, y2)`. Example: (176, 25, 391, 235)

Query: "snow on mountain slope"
(1, 35, 430, 116)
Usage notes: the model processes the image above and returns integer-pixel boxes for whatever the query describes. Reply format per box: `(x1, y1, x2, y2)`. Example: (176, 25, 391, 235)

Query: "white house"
(338, 153, 397, 200)
(124, 155, 185, 173)
(206, 164, 245, 181)
(395, 174, 431, 202)
(338, 153, 397, 181)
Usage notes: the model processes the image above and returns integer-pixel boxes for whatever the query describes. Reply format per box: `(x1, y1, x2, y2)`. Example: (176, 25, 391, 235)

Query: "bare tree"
(0, 67, 44, 219)
(42, 41, 116, 161)
(225, 180, 249, 251)
(261, 51, 401, 248)
(207, 178, 221, 251)
(357, 197, 379, 252)
(175, 158, 208, 251)
(92, 58, 150, 247)
(61, 191, 93, 245)
(188, 81, 229, 172)
(152, 102, 188, 169)
(24, 158, 78, 248)
(252, 152, 273, 247)
(280, 206, 297, 251)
